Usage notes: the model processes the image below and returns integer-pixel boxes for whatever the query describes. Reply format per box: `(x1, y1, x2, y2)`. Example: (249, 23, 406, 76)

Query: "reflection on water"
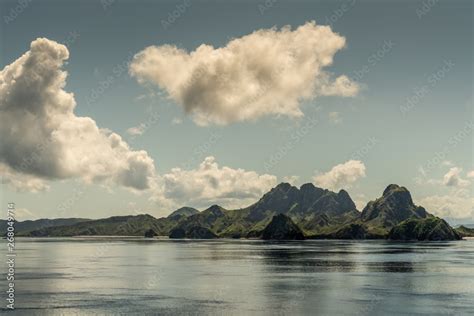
(1, 238, 473, 315)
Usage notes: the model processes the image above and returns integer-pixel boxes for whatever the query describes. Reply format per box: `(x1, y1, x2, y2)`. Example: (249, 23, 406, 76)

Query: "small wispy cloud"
(126, 124, 146, 136)
(443, 167, 470, 187)
(328, 111, 342, 124)
(171, 117, 183, 125)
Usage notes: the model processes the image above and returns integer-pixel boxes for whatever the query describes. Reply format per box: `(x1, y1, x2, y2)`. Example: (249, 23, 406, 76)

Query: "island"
(4, 183, 463, 241)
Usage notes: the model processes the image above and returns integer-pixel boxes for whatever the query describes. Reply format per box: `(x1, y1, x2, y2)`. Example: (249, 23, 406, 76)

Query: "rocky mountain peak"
(362, 184, 429, 229)
(383, 184, 401, 195)
(336, 189, 356, 210)
(382, 184, 413, 207)
(250, 182, 357, 220)
(300, 182, 315, 191)
(274, 182, 293, 192)
(253, 183, 299, 214)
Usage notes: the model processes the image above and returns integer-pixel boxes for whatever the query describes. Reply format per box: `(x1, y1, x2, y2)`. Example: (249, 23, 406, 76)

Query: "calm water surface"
(1, 238, 473, 315)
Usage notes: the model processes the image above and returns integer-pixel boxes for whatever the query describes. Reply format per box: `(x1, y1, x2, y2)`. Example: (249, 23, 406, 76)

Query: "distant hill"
(456, 225, 474, 237)
(23, 207, 201, 237)
(0, 218, 91, 236)
(167, 207, 199, 220)
(25, 215, 165, 237)
(20, 183, 461, 241)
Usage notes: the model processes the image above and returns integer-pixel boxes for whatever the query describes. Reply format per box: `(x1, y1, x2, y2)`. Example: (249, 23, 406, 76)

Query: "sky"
(0, 0, 472, 224)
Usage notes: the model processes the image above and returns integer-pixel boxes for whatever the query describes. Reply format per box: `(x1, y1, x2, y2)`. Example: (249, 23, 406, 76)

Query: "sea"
(1, 238, 473, 315)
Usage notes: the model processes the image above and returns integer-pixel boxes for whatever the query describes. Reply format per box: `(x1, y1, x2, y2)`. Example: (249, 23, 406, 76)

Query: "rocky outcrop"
(169, 226, 218, 239)
(144, 229, 157, 238)
(388, 217, 461, 241)
(260, 214, 305, 240)
(361, 184, 430, 231)
(168, 228, 186, 238)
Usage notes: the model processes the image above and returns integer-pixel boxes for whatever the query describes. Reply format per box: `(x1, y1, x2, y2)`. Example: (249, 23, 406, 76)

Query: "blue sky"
(0, 0, 472, 223)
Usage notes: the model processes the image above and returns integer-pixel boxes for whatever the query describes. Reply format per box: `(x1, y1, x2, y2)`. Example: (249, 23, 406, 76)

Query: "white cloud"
(443, 167, 470, 187)
(328, 111, 342, 124)
(441, 160, 454, 167)
(283, 175, 300, 185)
(414, 167, 473, 220)
(417, 166, 427, 177)
(0, 164, 49, 192)
(314, 160, 366, 190)
(171, 117, 183, 125)
(416, 165, 472, 188)
(0, 38, 156, 192)
(126, 124, 145, 136)
(154, 156, 277, 208)
(130, 21, 359, 126)
(419, 190, 474, 220)
(353, 193, 368, 211)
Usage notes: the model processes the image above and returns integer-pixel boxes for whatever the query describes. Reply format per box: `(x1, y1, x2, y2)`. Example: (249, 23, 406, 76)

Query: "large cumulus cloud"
(130, 21, 359, 126)
(154, 156, 277, 208)
(0, 38, 156, 191)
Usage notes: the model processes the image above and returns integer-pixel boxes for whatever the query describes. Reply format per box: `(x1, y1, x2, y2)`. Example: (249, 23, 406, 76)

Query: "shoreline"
(12, 236, 471, 242)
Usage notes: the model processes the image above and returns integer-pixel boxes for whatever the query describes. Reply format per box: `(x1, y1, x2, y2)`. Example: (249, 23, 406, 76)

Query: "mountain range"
(7, 183, 472, 241)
